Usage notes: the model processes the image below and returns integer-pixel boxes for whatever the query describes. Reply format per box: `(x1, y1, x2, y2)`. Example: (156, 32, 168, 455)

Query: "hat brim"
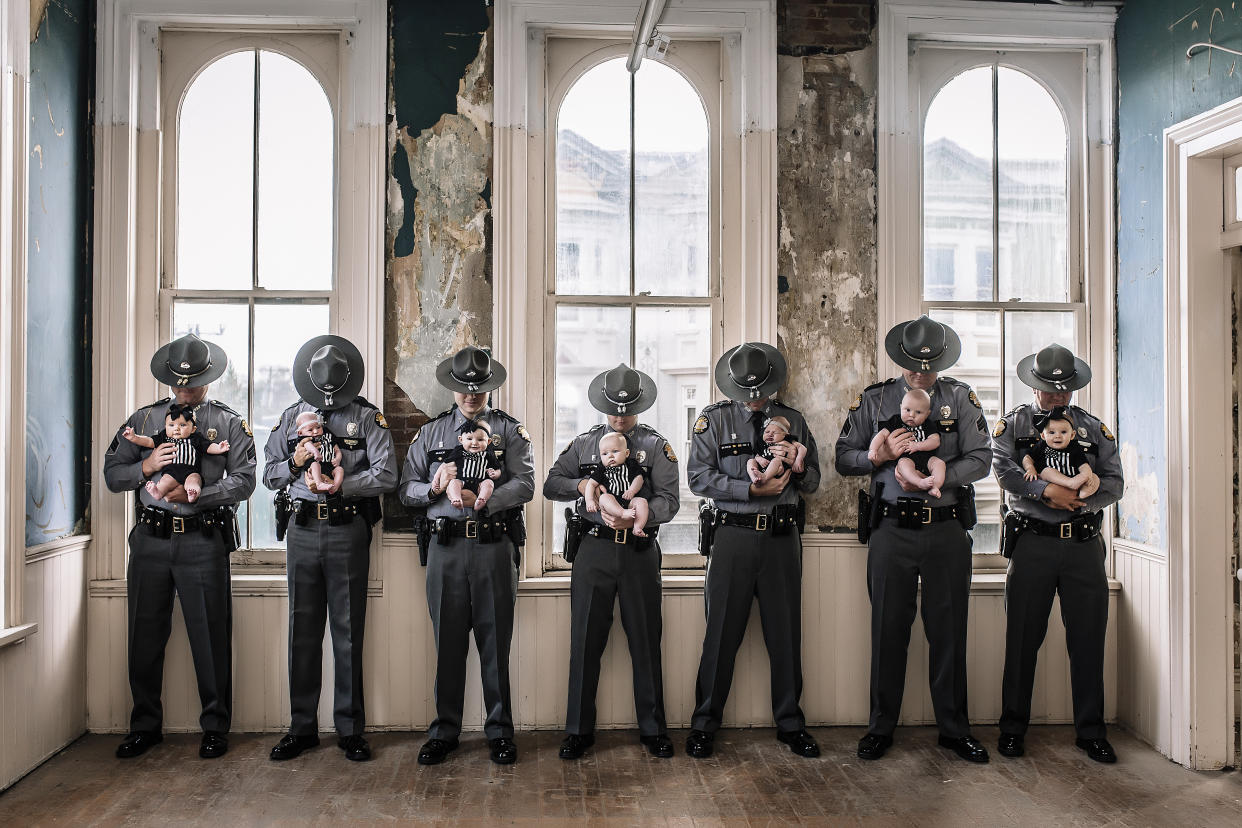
(292, 335, 366, 410)
(713, 343, 787, 401)
(150, 338, 229, 388)
(435, 353, 507, 394)
(884, 321, 962, 372)
(1016, 353, 1092, 392)
(586, 369, 657, 415)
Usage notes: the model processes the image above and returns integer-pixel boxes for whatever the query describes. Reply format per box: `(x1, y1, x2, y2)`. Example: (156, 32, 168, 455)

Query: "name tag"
(428, 448, 453, 463)
(578, 463, 600, 477)
(340, 437, 365, 451)
(938, 419, 956, 430)
(718, 441, 752, 457)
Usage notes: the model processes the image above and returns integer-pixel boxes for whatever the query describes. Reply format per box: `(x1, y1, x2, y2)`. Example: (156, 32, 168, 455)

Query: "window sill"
(0, 623, 38, 650)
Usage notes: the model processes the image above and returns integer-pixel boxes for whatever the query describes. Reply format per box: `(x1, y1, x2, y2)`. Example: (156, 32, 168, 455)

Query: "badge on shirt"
(693, 415, 709, 434)
(636, 449, 647, 463)
(491, 433, 502, 446)
(517, 424, 531, 442)
(347, 422, 358, 437)
(664, 443, 678, 462)
(940, 405, 951, 418)
(993, 419, 1006, 437)
(207, 428, 218, 441)
(1078, 426, 1088, 438)
(375, 411, 389, 429)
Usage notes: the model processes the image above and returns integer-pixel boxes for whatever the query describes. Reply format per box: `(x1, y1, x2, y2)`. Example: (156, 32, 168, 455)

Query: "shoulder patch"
(849, 394, 862, 411)
(240, 419, 253, 437)
(968, 390, 981, 410)
(516, 424, 531, 442)
(693, 415, 710, 434)
(1100, 423, 1115, 441)
(863, 378, 896, 393)
(375, 410, 389, 429)
(993, 419, 1007, 438)
(663, 443, 678, 463)
(209, 399, 242, 417)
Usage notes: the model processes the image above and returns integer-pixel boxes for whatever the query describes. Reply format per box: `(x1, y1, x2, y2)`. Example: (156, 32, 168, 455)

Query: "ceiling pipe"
(627, 0, 669, 73)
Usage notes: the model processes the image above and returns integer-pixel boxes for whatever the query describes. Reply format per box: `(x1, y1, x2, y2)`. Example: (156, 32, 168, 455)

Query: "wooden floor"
(0, 726, 1239, 825)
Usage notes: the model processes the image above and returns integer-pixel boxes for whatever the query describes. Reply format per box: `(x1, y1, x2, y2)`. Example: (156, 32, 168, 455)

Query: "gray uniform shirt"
(992, 402, 1123, 523)
(263, 399, 398, 500)
(104, 398, 258, 515)
(543, 423, 681, 528)
(835, 376, 991, 505)
(688, 399, 820, 514)
(398, 405, 535, 519)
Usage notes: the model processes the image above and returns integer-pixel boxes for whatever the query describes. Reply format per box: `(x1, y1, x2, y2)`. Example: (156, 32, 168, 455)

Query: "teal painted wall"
(26, 0, 94, 545)
(1116, 0, 1242, 546)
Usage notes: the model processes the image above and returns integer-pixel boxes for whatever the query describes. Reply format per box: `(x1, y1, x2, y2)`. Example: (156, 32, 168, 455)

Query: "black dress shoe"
(199, 731, 228, 759)
(1075, 737, 1117, 763)
(856, 732, 892, 760)
(639, 733, 674, 758)
(558, 733, 594, 760)
(685, 729, 714, 759)
(777, 728, 821, 758)
(115, 731, 162, 759)
(417, 737, 459, 765)
(269, 733, 320, 761)
(938, 734, 990, 763)
(338, 734, 372, 762)
(997, 733, 1024, 758)
(489, 736, 518, 765)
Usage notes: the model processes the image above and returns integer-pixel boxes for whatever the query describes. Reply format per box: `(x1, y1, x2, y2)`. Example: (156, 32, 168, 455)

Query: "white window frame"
(495, 0, 777, 579)
(878, 0, 1117, 567)
(91, 0, 385, 587)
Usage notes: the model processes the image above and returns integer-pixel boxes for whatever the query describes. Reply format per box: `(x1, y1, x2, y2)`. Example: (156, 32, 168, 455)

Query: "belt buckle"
(922, 506, 932, 525)
(614, 528, 628, 544)
(172, 516, 185, 534)
(466, 520, 478, 539)
(317, 502, 329, 521)
(754, 514, 768, 532)
(1060, 522, 1072, 539)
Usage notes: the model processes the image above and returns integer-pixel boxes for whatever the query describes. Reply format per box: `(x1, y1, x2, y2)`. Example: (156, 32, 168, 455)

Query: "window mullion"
(629, 71, 636, 300)
(252, 50, 261, 291)
(991, 61, 1000, 304)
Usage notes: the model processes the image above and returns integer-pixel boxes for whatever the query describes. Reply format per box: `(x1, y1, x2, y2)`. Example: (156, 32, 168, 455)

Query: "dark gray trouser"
(691, 525, 804, 733)
(866, 520, 972, 739)
(126, 524, 233, 734)
(1000, 532, 1108, 740)
(425, 534, 518, 741)
(285, 518, 370, 737)
(566, 534, 666, 737)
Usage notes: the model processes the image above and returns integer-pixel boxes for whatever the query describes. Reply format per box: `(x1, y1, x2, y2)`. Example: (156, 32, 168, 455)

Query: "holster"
(857, 489, 872, 544)
(794, 497, 807, 533)
(563, 507, 583, 563)
(216, 506, 240, 553)
(504, 508, 526, 568)
(436, 517, 452, 547)
(274, 489, 292, 541)
(956, 483, 978, 530)
(1000, 503, 1023, 559)
(697, 500, 716, 556)
(415, 517, 431, 566)
(357, 496, 382, 527)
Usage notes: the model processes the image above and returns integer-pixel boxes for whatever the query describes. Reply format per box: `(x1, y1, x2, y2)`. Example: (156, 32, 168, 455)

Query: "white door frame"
(1163, 97, 1242, 769)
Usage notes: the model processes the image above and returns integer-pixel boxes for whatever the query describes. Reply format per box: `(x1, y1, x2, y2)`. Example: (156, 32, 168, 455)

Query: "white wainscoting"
(1112, 538, 1170, 755)
(1, 538, 88, 791)
(86, 533, 1118, 733)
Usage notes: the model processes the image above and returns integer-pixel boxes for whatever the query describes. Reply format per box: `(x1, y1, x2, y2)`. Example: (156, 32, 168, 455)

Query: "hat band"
(169, 359, 212, 387)
(452, 370, 490, 393)
(603, 388, 642, 411)
(900, 343, 942, 371)
(1032, 367, 1075, 391)
(731, 364, 772, 399)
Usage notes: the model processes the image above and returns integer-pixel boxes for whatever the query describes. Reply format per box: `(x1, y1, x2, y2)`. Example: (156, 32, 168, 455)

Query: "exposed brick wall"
(779, 0, 875, 56)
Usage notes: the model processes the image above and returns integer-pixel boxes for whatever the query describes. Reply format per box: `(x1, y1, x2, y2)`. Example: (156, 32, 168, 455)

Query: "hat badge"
(179, 361, 190, 369)
(466, 370, 477, 378)
(746, 374, 757, 382)
(920, 346, 931, 354)
(617, 390, 629, 398)
(1052, 368, 1063, 376)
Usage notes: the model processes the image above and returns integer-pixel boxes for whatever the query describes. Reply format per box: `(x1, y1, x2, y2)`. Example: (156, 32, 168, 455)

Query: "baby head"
(598, 431, 630, 468)
(458, 418, 492, 453)
(164, 403, 197, 440)
(1034, 406, 1076, 450)
(900, 388, 932, 428)
(295, 411, 324, 438)
(761, 416, 791, 446)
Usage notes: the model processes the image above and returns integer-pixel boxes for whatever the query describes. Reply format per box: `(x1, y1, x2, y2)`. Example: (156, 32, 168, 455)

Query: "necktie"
(751, 411, 766, 452)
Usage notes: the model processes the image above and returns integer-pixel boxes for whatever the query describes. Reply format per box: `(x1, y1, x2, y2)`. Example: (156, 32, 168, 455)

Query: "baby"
(432, 419, 504, 511)
(746, 415, 808, 483)
(1022, 405, 1100, 498)
(123, 403, 230, 503)
(868, 388, 947, 498)
(295, 411, 344, 495)
(584, 431, 650, 537)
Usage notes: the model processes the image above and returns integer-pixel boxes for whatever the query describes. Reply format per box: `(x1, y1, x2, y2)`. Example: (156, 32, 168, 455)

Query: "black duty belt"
(716, 504, 798, 535)
(433, 516, 507, 540)
(583, 524, 637, 544)
(138, 505, 214, 534)
(293, 498, 364, 522)
(878, 501, 963, 525)
(1022, 511, 1103, 541)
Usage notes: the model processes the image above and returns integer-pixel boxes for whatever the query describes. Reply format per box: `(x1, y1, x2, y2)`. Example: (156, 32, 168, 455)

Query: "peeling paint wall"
(775, 49, 877, 531)
(25, 0, 93, 545)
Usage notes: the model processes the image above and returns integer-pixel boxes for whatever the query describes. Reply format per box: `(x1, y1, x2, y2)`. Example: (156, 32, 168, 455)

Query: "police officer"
(685, 343, 821, 760)
(835, 316, 992, 763)
(264, 336, 397, 762)
(103, 333, 256, 760)
(399, 346, 535, 766)
(544, 364, 680, 760)
(993, 344, 1122, 763)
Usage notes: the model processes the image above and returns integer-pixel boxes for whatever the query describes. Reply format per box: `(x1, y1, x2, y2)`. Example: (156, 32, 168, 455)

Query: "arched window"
(163, 37, 336, 552)
(548, 44, 719, 566)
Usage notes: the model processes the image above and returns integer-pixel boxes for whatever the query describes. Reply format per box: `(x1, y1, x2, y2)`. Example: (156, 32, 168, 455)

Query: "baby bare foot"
(186, 487, 201, 503)
(450, 497, 464, 508)
(622, 509, 637, 520)
(144, 481, 160, 498)
(632, 528, 648, 537)
(474, 497, 489, 511)
(927, 486, 942, 499)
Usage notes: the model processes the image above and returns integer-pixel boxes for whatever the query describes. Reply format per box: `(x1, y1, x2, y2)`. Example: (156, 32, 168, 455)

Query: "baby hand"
(487, 468, 502, 480)
(217, 440, 230, 452)
(1023, 470, 1037, 482)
